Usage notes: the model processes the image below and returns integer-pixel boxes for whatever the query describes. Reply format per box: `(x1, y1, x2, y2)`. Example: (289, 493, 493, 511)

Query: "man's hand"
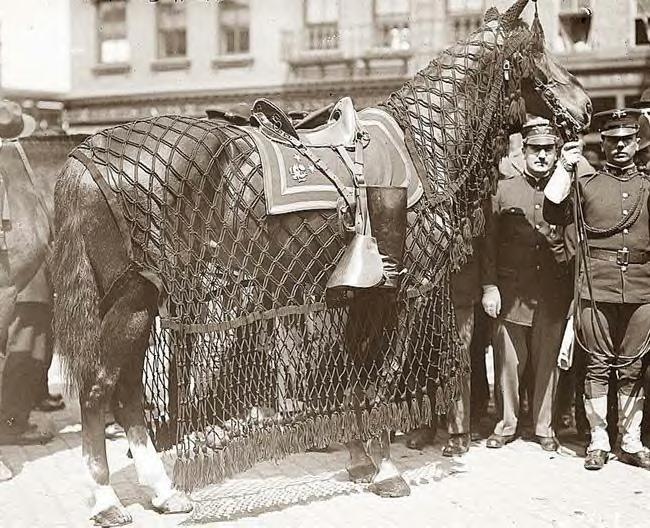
(560, 140, 583, 171)
(482, 284, 501, 319)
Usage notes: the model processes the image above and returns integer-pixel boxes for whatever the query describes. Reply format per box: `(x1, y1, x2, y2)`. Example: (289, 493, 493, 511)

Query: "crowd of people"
(406, 87, 650, 472)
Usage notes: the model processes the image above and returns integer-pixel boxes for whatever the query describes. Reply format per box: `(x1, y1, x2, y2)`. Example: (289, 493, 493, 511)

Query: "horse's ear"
(502, 0, 530, 28)
(484, 7, 499, 23)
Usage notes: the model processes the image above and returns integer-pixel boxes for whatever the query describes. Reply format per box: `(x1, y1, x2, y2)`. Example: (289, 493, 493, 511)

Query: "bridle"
(533, 76, 583, 142)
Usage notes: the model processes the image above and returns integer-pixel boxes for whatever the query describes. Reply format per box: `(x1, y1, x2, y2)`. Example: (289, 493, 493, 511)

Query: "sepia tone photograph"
(0, 0, 649, 526)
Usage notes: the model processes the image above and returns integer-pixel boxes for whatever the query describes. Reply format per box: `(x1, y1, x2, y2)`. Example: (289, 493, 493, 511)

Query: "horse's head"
(491, 0, 592, 137)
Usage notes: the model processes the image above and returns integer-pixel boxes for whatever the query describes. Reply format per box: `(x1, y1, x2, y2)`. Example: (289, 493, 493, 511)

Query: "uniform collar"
(523, 169, 551, 189)
(603, 162, 638, 179)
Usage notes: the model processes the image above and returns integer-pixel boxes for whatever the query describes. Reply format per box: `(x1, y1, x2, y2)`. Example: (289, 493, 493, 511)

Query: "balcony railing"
(447, 13, 483, 42)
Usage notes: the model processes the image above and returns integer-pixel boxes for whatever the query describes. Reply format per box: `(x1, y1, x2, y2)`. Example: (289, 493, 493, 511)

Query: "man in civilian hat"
(482, 117, 572, 451)
(0, 99, 36, 140)
(544, 108, 650, 471)
(0, 99, 53, 452)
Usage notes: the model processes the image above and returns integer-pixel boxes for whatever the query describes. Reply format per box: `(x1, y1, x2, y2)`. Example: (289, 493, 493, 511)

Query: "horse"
(50, 1, 591, 525)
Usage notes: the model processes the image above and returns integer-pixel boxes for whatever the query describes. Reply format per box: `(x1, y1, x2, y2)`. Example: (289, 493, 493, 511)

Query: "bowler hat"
(593, 108, 641, 138)
(0, 100, 36, 140)
(631, 88, 650, 110)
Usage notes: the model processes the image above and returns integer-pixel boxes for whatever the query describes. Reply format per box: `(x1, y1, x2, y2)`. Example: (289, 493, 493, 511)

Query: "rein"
(555, 118, 650, 368)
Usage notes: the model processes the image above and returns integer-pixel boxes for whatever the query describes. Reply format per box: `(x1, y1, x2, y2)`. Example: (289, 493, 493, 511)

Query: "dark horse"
(50, 1, 591, 525)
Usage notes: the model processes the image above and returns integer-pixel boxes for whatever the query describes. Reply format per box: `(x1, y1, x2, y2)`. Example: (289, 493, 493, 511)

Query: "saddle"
(249, 97, 408, 294)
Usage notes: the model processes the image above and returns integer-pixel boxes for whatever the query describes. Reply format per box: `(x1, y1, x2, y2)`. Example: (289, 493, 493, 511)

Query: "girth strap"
(69, 149, 134, 262)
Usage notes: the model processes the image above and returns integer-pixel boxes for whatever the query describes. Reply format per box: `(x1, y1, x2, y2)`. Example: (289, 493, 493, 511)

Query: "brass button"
(623, 192, 629, 199)
(536, 265, 541, 271)
(624, 228, 629, 234)
(535, 224, 540, 230)
(623, 209, 629, 215)
(535, 204, 541, 210)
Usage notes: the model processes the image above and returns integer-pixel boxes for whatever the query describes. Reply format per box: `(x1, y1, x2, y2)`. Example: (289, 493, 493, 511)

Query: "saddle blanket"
(246, 107, 423, 215)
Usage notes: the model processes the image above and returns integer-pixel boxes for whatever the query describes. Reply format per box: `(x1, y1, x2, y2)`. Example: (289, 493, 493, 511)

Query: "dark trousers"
(470, 305, 490, 420)
(0, 303, 52, 427)
(579, 302, 650, 399)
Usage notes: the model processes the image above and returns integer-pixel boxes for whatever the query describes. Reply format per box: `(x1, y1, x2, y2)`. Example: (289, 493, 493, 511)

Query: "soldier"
(544, 108, 650, 470)
(482, 117, 572, 451)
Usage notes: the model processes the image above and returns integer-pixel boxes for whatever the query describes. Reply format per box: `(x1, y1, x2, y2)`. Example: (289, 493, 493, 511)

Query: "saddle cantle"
(300, 97, 360, 149)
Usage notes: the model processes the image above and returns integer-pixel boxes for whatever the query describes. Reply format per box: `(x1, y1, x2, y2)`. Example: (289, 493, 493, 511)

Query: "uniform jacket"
(543, 163, 650, 304)
(483, 167, 572, 326)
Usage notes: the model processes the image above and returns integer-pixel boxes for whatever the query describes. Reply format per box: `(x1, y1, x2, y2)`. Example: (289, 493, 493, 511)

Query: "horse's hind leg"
(368, 430, 410, 497)
(109, 276, 192, 515)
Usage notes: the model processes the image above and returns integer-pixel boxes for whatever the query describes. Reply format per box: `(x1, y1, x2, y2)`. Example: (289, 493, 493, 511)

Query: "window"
(156, 1, 187, 58)
(219, 0, 250, 54)
(373, 0, 410, 50)
(636, 0, 650, 45)
(558, 1, 592, 52)
(304, 0, 339, 50)
(97, 0, 129, 64)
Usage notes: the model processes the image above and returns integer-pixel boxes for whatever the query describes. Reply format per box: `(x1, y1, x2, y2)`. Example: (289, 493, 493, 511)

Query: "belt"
(588, 248, 650, 266)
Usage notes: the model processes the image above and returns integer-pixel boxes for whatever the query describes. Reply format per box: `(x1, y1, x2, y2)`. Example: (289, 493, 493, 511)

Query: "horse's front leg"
(345, 439, 377, 482)
(80, 392, 132, 526)
(368, 429, 410, 497)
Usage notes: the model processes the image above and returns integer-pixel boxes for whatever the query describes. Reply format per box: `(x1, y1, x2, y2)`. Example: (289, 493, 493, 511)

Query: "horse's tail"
(49, 157, 101, 393)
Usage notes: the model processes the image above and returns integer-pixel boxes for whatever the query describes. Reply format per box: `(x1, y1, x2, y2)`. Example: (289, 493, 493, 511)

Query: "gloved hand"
(559, 140, 583, 171)
(481, 284, 501, 319)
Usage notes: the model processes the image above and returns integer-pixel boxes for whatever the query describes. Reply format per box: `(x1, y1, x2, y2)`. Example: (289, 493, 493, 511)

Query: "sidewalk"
(0, 358, 649, 528)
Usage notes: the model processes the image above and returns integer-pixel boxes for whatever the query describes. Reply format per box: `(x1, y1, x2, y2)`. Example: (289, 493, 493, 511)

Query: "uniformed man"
(482, 117, 572, 451)
(544, 108, 650, 471)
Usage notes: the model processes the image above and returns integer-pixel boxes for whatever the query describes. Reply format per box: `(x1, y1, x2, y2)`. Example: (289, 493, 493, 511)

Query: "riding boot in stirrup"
(366, 185, 408, 289)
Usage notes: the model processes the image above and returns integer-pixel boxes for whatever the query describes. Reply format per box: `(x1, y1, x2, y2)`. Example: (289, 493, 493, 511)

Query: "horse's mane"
(382, 16, 537, 267)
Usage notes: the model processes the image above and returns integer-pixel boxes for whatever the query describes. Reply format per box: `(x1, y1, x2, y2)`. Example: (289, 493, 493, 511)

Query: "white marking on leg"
(373, 458, 400, 483)
(127, 431, 174, 507)
(91, 485, 122, 517)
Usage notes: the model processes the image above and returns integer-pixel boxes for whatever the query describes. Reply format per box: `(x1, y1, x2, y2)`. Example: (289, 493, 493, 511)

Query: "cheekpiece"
(594, 108, 641, 138)
(522, 116, 558, 146)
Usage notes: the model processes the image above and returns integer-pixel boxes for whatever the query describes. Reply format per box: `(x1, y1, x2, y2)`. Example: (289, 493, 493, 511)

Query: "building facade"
(63, 0, 650, 133)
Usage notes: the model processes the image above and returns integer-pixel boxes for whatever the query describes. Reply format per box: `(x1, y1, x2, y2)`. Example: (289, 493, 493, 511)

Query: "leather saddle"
(207, 97, 361, 149)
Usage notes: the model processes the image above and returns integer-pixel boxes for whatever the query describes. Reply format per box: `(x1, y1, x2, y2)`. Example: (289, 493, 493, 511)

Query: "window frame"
(302, 0, 340, 51)
(95, 0, 130, 65)
(155, 0, 188, 60)
(372, 0, 411, 50)
(218, 0, 251, 56)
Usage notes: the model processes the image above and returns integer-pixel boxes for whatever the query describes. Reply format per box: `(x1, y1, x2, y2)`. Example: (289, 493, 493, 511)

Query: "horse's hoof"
(368, 475, 411, 498)
(153, 490, 193, 514)
(346, 463, 377, 483)
(91, 505, 132, 527)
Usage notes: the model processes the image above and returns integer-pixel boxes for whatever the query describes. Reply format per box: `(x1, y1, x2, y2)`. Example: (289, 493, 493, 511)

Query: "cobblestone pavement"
(1, 362, 650, 528)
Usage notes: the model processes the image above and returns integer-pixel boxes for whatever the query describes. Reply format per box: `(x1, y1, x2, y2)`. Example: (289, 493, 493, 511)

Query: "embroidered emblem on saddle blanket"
(246, 108, 423, 215)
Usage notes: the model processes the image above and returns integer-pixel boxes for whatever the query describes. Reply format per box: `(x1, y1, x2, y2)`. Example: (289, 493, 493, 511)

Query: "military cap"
(631, 87, 650, 110)
(521, 116, 559, 146)
(593, 108, 641, 138)
(0, 99, 36, 140)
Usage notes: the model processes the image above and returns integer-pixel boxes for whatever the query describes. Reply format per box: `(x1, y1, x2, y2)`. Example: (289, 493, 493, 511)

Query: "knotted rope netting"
(68, 8, 544, 492)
